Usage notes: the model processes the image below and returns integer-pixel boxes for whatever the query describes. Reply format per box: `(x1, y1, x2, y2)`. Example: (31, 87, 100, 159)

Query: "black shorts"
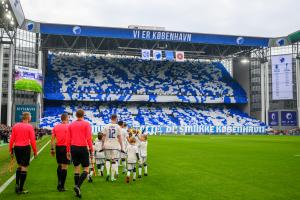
(56, 146, 70, 165)
(14, 146, 31, 167)
(71, 146, 89, 167)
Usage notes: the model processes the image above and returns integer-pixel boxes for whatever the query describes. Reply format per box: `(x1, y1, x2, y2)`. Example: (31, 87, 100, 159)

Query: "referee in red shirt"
(67, 109, 93, 198)
(9, 112, 37, 194)
(51, 113, 70, 192)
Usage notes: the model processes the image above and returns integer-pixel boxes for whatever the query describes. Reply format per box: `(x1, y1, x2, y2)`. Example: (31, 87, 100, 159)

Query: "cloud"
(21, 0, 299, 37)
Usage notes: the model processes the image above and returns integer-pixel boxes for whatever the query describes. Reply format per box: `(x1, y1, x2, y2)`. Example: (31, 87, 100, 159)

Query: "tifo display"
(41, 53, 267, 134)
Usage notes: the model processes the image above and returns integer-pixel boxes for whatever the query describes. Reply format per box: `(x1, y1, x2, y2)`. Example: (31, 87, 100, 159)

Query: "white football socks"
(105, 161, 111, 176)
(122, 161, 127, 171)
(115, 162, 119, 176)
(89, 169, 93, 177)
(111, 163, 116, 180)
(133, 172, 136, 179)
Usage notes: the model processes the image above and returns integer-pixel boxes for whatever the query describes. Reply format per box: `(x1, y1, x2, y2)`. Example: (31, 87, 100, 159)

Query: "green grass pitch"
(15, 79, 42, 93)
(0, 135, 300, 200)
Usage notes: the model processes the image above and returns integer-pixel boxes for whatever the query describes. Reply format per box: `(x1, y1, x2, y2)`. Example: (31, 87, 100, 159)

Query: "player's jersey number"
(109, 128, 116, 139)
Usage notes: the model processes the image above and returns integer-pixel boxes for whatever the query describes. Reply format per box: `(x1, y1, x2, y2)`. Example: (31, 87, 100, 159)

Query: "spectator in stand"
(0, 124, 11, 143)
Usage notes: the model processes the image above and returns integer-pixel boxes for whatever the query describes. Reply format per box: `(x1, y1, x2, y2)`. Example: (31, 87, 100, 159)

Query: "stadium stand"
(44, 53, 247, 103)
(41, 53, 266, 133)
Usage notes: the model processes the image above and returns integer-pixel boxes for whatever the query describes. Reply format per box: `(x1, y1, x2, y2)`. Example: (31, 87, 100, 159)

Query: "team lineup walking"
(9, 111, 148, 198)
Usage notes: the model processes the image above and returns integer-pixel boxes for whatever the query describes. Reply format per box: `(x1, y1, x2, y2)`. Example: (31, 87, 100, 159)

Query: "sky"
(21, 0, 300, 37)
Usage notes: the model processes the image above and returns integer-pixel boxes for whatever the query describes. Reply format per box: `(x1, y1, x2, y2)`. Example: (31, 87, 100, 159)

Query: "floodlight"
(240, 58, 249, 64)
(6, 13, 11, 19)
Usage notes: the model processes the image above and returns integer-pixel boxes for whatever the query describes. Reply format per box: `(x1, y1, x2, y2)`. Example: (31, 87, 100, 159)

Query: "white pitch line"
(0, 140, 51, 194)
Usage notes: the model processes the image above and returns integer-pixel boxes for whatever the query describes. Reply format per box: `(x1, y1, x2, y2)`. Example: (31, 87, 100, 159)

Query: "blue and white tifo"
(40, 53, 268, 134)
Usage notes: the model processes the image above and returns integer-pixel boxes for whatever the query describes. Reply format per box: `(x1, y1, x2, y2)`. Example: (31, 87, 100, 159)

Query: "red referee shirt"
(67, 119, 93, 152)
(9, 122, 37, 155)
(52, 123, 69, 146)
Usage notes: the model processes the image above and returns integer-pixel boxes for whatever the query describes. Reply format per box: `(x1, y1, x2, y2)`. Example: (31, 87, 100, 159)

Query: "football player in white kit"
(118, 121, 129, 174)
(94, 132, 105, 177)
(132, 129, 142, 178)
(102, 114, 123, 182)
(138, 134, 148, 177)
(126, 137, 140, 183)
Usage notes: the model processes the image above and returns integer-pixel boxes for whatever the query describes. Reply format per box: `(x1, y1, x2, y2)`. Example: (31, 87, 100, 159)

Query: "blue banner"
(165, 51, 174, 61)
(281, 111, 297, 126)
(40, 23, 270, 47)
(268, 111, 279, 126)
(153, 50, 162, 61)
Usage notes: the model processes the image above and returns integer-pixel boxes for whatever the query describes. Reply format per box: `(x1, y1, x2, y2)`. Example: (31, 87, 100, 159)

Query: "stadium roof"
(37, 22, 272, 59)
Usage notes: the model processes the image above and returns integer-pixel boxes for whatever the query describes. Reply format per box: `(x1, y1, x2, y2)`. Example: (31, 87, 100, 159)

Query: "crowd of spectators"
(269, 128, 300, 135)
(0, 124, 51, 144)
(34, 127, 52, 139)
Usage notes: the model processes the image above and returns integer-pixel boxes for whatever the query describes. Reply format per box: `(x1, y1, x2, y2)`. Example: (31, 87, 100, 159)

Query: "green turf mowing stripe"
(0, 140, 51, 194)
